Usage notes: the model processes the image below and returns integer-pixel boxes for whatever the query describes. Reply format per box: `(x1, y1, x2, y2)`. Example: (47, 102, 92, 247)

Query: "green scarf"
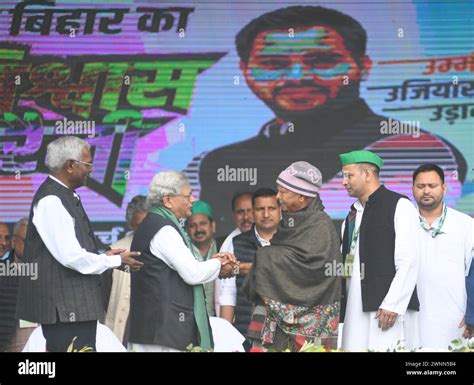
(149, 204, 214, 351)
(193, 241, 217, 316)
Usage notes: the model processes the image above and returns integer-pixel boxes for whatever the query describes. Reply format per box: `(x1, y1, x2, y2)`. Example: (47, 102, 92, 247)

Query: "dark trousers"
(42, 320, 97, 352)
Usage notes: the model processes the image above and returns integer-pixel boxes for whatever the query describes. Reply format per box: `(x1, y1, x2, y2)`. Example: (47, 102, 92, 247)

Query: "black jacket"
(17, 177, 103, 324)
(232, 227, 262, 337)
(340, 185, 419, 321)
(129, 213, 200, 350)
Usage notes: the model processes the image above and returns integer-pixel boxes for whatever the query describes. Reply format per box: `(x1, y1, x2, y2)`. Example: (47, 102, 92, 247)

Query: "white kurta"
(214, 228, 241, 315)
(33, 175, 121, 274)
(341, 198, 420, 351)
(23, 322, 127, 352)
(218, 227, 271, 309)
(417, 206, 474, 349)
(130, 317, 245, 352)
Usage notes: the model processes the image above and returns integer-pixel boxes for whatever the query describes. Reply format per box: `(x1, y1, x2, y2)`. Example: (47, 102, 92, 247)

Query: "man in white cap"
(339, 150, 420, 351)
(244, 161, 341, 351)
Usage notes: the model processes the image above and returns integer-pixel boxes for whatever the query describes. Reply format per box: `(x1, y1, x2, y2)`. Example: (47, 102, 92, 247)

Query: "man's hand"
(211, 252, 237, 265)
(119, 251, 143, 271)
(459, 317, 474, 339)
(106, 248, 126, 256)
(211, 252, 239, 278)
(463, 324, 474, 339)
(375, 308, 398, 331)
(218, 262, 234, 279)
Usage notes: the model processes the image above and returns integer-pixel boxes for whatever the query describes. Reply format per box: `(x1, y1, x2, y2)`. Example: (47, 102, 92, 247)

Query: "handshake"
(211, 252, 240, 279)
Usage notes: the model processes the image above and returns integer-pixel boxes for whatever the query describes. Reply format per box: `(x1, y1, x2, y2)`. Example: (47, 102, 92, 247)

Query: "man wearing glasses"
(16, 136, 143, 352)
(129, 171, 238, 352)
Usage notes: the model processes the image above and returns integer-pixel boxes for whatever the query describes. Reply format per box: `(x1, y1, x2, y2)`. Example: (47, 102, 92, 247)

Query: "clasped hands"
(211, 252, 239, 279)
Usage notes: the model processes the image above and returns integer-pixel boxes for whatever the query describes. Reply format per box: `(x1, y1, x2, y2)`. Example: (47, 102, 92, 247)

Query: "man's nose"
(289, 63, 304, 80)
(284, 63, 316, 81)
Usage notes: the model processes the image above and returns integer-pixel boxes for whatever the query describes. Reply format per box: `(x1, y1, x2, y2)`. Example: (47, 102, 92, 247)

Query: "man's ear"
(65, 160, 75, 174)
(360, 55, 372, 81)
(239, 59, 247, 73)
(239, 59, 251, 84)
(162, 195, 173, 210)
(365, 168, 373, 180)
(211, 220, 216, 234)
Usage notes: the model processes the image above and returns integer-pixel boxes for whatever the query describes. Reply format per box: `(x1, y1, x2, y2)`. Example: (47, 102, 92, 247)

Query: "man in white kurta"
(340, 199, 420, 351)
(215, 192, 254, 319)
(339, 150, 420, 352)
(128, 218, 222, 352)
(412, 164, 474, 349)
(416, 206, 473, 349)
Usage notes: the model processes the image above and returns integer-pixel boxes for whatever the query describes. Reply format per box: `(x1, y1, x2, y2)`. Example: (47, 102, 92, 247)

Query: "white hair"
(13, 217, 28, 235)
(45, 136, 90, 172)
(147, 171, 189, 207)
(125, 195, 147, 223)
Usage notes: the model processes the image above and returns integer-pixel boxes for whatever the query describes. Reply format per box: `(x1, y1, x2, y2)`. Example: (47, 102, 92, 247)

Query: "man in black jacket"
(16, 136, 142, 352)
(129, 171, 237, 351)
(339, 150, 420, 351)
(223, 188, 280, 348)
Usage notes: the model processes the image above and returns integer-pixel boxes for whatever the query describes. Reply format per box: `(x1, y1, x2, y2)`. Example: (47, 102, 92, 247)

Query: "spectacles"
(72, 159, 94, 167)
(172, 193, 193, 201)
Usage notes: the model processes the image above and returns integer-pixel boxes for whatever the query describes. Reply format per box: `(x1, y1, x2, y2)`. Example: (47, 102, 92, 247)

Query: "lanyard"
(343, 224, 360, 278)
(349, 225, 360, 256)
(419, 205, 447, 238)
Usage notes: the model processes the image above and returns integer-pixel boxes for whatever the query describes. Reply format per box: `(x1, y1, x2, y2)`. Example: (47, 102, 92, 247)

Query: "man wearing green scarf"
(128, 171, 237, 352)
(186, 200, 218, 317)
